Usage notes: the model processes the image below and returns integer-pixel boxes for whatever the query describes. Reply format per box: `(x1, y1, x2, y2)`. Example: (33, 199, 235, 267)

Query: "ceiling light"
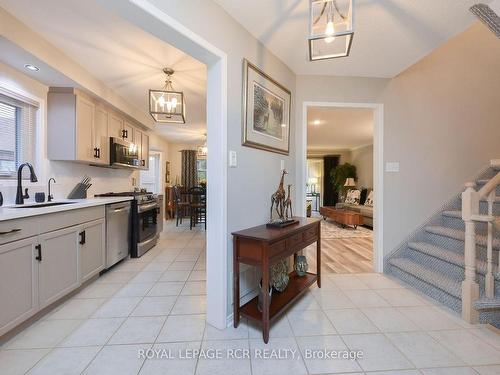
(309, 0, 354, 61)
(312, 119, 320, 126)
(24, 64, 40, 72)
(149, 67, 186, 124)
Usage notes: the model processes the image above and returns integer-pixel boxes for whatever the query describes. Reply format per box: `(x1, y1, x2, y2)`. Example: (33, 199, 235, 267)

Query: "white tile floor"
(1, 220, 500, 375)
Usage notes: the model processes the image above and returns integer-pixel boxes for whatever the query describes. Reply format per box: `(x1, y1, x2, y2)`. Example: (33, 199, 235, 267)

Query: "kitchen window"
(0, 91, 38, 179)
(197, 158, 206, 184)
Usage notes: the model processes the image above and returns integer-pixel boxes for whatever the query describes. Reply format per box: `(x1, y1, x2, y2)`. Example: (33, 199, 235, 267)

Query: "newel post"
(461, 182, 480, 323)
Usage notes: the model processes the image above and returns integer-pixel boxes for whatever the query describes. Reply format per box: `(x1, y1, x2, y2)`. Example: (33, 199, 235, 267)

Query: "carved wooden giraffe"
(270, 170, 287, 221)
(284, 184, 293, 219)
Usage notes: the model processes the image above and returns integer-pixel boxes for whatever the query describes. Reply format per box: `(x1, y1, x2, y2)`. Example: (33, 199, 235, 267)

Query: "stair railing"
(462, 169, 499, 323)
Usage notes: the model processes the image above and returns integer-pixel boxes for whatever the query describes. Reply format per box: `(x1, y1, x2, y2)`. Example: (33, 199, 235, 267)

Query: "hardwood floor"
(305, 232, 373, 274)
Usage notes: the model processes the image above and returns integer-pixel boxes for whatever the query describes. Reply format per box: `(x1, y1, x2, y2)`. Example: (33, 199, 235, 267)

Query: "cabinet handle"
(97, 148, 100, 159)
(35, 244, 42, 261)
(0, 228, 21, 235)
(93, 147, 98, 158)
(141, 159, 145, 166)
(121, 129, 126, 138)
(79, 230, 86, 245)
(125, 129, 128, 138)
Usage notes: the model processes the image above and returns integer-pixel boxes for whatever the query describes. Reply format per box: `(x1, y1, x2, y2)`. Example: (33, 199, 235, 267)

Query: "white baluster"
(485, 190, 494, 298)
(461, 182, 480, 323)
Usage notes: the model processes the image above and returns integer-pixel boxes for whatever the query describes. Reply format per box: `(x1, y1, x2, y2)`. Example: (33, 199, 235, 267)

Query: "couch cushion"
(364, 190, 374, 207)
(345, 189, 361, 205)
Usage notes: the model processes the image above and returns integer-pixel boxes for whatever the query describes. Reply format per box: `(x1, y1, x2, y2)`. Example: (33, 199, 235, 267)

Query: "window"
(197, 158, 206, 184)
(0, 92, 38, 179)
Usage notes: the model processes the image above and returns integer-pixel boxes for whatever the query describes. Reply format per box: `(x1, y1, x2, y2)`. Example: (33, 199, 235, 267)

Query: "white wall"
(351, 144, 373, 189)
(0, 61, 169, 203)
(380, 22, 500, 254)
(141, 0, 297, 314)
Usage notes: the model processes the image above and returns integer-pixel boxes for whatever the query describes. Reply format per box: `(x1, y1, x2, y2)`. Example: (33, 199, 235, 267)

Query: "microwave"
(110, 137, 140, 168)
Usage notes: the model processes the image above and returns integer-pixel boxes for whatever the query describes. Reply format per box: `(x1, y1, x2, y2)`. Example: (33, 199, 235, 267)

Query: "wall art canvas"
(242, 59, 291, 155)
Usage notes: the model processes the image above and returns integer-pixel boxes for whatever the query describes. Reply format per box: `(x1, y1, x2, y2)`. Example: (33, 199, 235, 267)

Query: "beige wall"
(381, 22, 500, 254)
(351, 144, 373, 189)
(166, 142, 198, 185)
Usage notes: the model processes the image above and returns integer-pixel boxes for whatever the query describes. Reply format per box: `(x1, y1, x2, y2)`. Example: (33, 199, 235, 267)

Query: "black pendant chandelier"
(149, 68, 186, 124)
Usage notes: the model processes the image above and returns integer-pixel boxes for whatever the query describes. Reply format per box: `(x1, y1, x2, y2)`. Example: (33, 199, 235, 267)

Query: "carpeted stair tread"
(442, 210, 462, 218)
(474, 297, 500, 311)
(389, 258, 462, 298)
(407, 241, 499, 277)
(425, 225, 500, 250)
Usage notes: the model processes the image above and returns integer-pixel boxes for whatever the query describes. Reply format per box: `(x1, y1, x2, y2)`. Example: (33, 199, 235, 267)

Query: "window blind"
(0, 93, 38, 179)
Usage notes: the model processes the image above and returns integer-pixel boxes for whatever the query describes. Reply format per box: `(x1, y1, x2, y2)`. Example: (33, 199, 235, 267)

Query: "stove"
(96, 191, 160, 258)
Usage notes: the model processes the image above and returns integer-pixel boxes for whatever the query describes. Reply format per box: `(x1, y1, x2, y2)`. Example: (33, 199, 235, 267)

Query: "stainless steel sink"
(8, 202, 76, 209)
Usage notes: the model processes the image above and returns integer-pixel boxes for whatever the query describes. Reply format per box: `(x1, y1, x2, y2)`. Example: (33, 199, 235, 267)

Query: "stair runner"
(386, 164, 500, 327)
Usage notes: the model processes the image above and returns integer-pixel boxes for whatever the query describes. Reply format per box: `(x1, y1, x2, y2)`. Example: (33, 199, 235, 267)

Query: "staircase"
(386, 160, 500, 327)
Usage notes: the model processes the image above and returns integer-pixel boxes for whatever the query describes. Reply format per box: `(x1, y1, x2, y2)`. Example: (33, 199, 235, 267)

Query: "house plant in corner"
(330, 163, 357, 202)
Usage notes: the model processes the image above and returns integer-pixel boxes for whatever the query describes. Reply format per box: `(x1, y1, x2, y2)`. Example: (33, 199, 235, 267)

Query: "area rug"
(320, 219, 373, 239)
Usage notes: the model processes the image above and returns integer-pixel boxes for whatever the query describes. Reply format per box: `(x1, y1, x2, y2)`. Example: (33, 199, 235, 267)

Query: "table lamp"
(308, 177, 318, 193)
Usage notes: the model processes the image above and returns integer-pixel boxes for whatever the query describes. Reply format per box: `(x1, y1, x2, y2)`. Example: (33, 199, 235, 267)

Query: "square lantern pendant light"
(149, 68, 186, 124)
(309, 0, 354, 61)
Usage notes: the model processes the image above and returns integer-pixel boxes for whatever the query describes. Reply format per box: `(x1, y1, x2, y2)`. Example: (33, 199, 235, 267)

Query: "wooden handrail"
(478, 171, 500, 198)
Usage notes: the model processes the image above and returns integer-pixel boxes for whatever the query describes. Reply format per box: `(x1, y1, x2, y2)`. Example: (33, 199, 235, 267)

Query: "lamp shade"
(308, 177, 318, 185)
(344, 177, 356, 187)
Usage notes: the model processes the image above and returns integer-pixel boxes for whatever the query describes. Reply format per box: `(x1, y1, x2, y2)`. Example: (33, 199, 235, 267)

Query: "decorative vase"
(257, 279, 273, 312)
(294, 255, 308, 277)
(271, 259, 289, 292)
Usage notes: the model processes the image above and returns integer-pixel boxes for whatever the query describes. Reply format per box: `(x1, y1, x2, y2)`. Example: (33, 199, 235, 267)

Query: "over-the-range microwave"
(110, 137, 141, 169)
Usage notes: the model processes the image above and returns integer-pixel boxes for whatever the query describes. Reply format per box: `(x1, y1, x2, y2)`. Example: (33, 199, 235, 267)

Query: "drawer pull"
(0, 228, 21, 235)
(35, 244, 42, 261)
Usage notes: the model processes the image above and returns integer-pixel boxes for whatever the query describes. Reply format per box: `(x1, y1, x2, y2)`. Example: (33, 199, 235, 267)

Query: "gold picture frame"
(242, 59, 291, 155)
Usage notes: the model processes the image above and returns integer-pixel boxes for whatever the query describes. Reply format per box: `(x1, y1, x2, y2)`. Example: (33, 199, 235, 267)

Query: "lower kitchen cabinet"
(80, 219, 105, 283)
(0, 206, 106, 336)
(0, 237, 38, 335)
(38, 226, 80, 309)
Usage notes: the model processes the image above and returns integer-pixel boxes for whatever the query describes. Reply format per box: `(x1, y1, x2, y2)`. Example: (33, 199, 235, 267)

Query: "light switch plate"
(385, 162, 400, 172)
(229, 150, 237, 167)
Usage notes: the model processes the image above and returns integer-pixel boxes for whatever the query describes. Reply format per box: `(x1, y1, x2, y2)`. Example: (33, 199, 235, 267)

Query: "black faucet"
(15, 163, 38, 205)
(48, 178, 56, 202)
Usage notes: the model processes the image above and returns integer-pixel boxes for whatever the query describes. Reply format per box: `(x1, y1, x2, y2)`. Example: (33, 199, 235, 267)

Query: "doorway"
(298, 101, 384, 273)
(140, 151, 161, 194)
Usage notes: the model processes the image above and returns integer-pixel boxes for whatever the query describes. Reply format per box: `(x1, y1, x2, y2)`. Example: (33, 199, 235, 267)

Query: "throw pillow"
(360, 188, 368, 205)
(364, 190, 374, 207)
(345, 189, 361, 205)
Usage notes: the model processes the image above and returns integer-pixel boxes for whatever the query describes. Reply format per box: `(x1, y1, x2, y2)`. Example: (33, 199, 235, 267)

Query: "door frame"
(297, 101, 384, 272)
(99, 0, 228, 328)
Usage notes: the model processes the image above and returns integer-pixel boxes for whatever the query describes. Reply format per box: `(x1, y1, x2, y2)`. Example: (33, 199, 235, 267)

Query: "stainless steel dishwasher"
(105, 201, 131, 268)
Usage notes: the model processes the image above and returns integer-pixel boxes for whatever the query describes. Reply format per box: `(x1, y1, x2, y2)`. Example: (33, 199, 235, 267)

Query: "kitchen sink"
(8, 202, 77, 208)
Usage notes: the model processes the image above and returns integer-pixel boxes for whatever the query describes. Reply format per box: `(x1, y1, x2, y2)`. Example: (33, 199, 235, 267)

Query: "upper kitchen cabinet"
(134, 129, 150, 170)
(123, 121, 135, 142)
(47, 88, 108, 166)
(109, 113, 134, 142)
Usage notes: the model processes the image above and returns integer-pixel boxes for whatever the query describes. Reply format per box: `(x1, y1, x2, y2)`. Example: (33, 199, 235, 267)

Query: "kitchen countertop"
(0, 197, 133, 222)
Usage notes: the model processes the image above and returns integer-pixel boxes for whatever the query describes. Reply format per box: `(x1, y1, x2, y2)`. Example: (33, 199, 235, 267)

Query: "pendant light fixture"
(308, 0, 354, 61)
(149, 68, 186, 124)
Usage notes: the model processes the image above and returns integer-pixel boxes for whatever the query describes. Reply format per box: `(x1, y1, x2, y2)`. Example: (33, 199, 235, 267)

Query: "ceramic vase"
(271, 259, 289, 292)
(294, 255, 308, 276)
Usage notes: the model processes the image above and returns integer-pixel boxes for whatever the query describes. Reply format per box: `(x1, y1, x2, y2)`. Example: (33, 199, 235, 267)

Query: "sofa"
(335, 188, 373, 227)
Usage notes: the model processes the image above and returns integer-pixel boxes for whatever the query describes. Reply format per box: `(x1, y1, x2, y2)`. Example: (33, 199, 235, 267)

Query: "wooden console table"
(232, 217, 321, 343)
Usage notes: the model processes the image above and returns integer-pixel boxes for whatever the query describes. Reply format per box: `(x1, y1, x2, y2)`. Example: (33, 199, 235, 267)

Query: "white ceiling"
(215, 0, 483, 78)
(307, 106, 373, 150)
(0, 0, 207, 144)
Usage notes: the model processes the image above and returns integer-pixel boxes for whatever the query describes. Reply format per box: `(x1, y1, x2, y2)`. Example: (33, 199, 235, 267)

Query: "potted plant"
(330, 163, 357, 202)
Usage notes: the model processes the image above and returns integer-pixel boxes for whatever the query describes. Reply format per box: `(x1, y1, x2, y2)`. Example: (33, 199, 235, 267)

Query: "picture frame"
(242, 59, 291, 155)
(165, 161, 170, 183)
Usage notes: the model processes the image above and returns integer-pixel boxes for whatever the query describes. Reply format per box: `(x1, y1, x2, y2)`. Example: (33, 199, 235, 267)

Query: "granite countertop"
(0, 197, 133, 222)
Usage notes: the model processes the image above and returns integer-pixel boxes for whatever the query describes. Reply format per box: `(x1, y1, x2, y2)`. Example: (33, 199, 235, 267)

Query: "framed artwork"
(242, 59, 291, 155)
(165, 161, 170, 183)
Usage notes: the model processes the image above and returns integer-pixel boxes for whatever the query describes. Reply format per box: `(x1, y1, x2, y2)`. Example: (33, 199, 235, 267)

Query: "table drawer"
(269, 240, 286, 258)
(303, 225, 318, 242)
(0, 217, 39, 245)
(286, 232, 303, 250)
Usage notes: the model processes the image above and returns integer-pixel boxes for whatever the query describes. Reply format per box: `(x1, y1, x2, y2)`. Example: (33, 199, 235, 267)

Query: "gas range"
(95, 191, 160, 258)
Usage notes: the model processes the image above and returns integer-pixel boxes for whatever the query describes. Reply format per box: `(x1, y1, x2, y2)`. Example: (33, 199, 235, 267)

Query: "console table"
(232, 217, 321, 343)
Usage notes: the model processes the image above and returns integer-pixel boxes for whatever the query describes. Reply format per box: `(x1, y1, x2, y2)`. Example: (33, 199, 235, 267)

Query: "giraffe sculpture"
(270, 170, 287, 222)
(284, 184, 293, 220)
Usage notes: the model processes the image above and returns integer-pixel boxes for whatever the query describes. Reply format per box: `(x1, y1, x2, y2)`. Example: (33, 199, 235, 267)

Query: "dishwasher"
(105, 201, 131, 268)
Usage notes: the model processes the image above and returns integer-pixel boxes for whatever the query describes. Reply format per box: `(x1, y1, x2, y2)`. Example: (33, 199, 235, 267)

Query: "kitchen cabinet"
(0, 237, 38, 335)
(38, 226, 80, 308)
(109, 112, 125, 139)
(93, 106, 110, 165)
(123, 121, 135, 142)
(48, 89, 109, 165)
(135, 129, 150, 170)
(0, 206, 106, 336)
(80, 219, 105, 283)
(75, 96, 95, 163)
